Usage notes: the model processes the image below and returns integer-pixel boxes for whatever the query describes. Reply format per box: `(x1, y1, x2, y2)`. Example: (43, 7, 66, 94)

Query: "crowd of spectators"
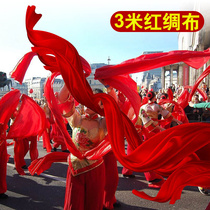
(139, 82, 210, 122)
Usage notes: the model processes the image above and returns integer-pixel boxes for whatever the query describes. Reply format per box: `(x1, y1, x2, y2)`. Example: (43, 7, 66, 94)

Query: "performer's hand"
(188, 101, 194, 107)
(58, 84, 70, 103)
(177, 120, 183, 125)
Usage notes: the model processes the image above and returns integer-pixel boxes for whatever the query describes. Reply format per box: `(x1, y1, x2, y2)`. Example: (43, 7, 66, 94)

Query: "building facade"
(131, 51, 162, 91)
(177, 1, 210, 87)
(9, 76, 64, 101)
(87, 63, 107, 90)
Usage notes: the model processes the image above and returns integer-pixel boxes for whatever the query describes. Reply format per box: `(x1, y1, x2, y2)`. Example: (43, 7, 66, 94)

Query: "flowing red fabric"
(177, 89, 190, 109)
(188, 65, 210, 101)
(133, 160, 210, 204)
(185, 85, 208, 101)
(43, 72, 83, 159)
(102, 75, 141, 120)
(7, 94, 46, 139)
(42, 129, 52, 153)
(158, 99, 189, 124)
(80, 56, 91, 77)
(167, 88, 173, 100)
(14, 138, 29, 175)
(0, 89, 21, 126)
(10, 51, 37, 85)
(16, 6, 210, 204)
(44, 72, 113, 160)
(95, 50, 210, 80)
(28, 152, 69, 175)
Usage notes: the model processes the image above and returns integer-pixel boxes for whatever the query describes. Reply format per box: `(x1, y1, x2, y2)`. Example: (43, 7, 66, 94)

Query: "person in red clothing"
(13, 136, 38, 175)
(105, 86, 136, 179)
(0, 132, 8, 199)
(139, 91, 182, 188)
(51, 118, 69, 153)
(93, 88, 121, 210)
(57, 85, 108, 210)
(103, 150, 120, 209)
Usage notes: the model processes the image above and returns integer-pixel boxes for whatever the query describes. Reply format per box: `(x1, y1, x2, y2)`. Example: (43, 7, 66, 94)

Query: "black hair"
(160, 93, 168, 99)
(146, 91, 156, 100)
(93, 88, 103, 94)
(93, 88, 103, 105)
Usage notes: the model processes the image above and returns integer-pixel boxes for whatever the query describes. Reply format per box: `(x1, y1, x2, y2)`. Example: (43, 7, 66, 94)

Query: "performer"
(91, 88, 120, 210)
(17, 6, 210, 205)
(51, 118, 69, 153)
(57, 85, 107, 210)
(103, 150, 120, 209)
(13, 136, 38, 175)
(139, 91, 182, 188)
(105, 86, 136, 178)
(0, 132, 8, 199)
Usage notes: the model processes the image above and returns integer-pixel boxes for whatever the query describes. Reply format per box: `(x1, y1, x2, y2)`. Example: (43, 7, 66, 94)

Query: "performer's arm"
(57, 84, 81, 127)
(106, 87, 118, 102)
(159, 105, 182, 125)
(57, 84, 70, 103)
(140, 107, 165, 132)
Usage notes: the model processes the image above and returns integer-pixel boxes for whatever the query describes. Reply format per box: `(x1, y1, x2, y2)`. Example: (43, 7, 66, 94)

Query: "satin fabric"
(7, 94, 46, 139)
(94, 50, 210, 80)
(12, 6, 210, 204)
(188, 65, 210, 101)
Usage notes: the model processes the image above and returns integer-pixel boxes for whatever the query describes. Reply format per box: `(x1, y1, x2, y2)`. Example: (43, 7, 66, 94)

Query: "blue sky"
(0, 0, 197, 80)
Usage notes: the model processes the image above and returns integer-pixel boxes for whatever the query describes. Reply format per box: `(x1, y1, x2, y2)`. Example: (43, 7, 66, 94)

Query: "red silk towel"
(13, 6, 210, 204)
(7, 94, 46, 139)
(95, 49, 210, 79)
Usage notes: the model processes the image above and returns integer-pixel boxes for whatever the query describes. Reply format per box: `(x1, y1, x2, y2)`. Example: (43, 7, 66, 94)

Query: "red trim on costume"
(145, 124, 159, 133)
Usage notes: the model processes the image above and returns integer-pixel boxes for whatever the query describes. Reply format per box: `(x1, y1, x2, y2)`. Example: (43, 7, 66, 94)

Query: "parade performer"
(10, 6, 210, 207)
(51, 119, 68, 152)
(96, 87, 120, 209)
(13, 136, 38, 175)
(103, 150, 120, 209)
(107, 87, 137, 178)
(56, 84, 108, 210)
(158, 90, 189, 126)
(0, 132, 8, 199)
(0, 89, 21, 199)
(139, 91, 183, 188)
(0, 89, 45, 197)
(140, 90, 182, 138)
(57, 84, 118, 210)
(8, 100, 39, 175)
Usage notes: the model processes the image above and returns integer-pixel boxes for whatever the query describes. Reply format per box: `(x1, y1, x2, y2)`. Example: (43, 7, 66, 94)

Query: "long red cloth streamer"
(133, 160, 210, 204)
(184, 85, 207, 101)
(7, 94, 46, 139)
(101, 75, 141, 120)
(188, 65, 210, 101)
(0, 89, 21, 126)
(95, 49, 210, 79)
(12, 6, 210, 204)
(44, 73, 113, 160)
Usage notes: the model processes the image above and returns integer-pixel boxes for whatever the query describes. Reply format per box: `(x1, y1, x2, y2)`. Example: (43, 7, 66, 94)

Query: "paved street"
(0, 140, 209, 210)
